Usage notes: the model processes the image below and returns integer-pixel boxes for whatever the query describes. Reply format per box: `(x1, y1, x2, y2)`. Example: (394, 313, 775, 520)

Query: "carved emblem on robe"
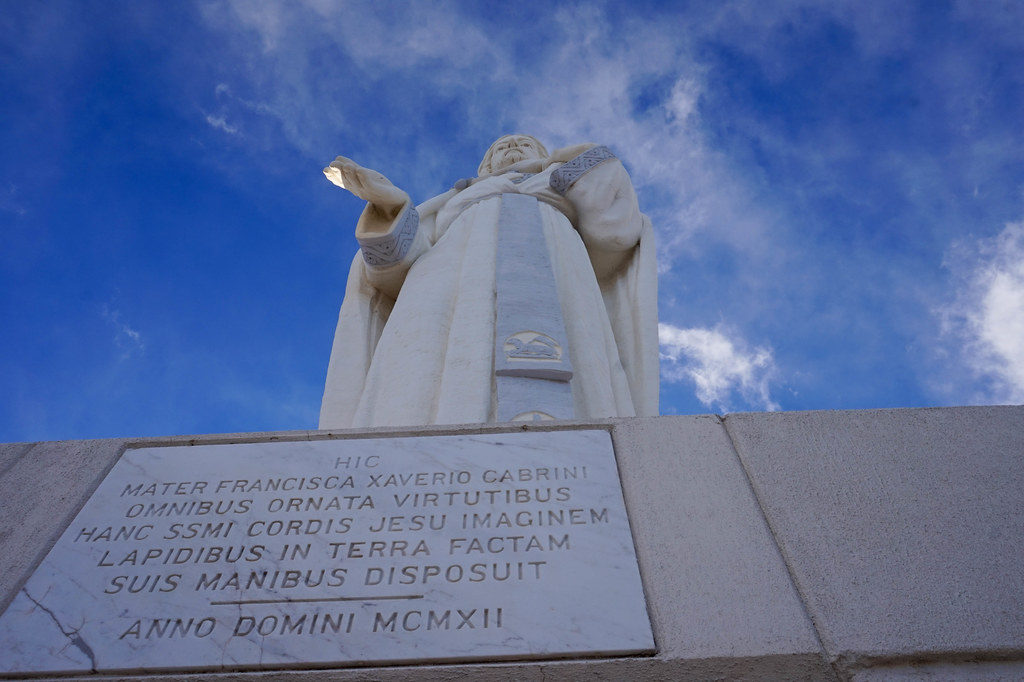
(503, 331, 562, 361)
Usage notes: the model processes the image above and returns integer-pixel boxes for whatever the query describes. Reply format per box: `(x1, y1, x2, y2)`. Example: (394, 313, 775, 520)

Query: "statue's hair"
(477, 135, 549, 176)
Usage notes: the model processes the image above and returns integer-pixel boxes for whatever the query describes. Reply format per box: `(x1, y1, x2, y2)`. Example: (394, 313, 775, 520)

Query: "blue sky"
(2, 0, 1022, 442)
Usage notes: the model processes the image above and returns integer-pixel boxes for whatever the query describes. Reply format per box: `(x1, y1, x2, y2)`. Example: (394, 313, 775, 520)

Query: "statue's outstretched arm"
(324, 156, 427, 298)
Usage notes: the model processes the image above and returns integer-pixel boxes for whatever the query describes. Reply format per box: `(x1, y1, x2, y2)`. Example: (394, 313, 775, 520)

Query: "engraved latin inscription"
(0, 431, 653, 675)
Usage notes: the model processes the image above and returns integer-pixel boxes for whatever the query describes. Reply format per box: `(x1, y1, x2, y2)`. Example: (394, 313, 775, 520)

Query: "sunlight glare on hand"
(324, 166, 347, 189)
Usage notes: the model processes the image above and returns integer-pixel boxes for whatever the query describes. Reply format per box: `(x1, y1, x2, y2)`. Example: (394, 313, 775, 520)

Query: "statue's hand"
(324, 156, 408, 216)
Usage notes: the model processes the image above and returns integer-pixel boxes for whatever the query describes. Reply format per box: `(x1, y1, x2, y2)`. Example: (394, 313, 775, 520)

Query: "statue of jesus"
(319, 135, 658, 428)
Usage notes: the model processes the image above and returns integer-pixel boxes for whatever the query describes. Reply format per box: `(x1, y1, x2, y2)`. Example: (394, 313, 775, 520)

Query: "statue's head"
(478, 134, 549, 176)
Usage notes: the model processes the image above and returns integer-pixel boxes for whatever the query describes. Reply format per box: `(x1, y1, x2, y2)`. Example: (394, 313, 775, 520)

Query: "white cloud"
(502, 8, 780, 272)
(197, 0, 507, 163)
(659, 323, 779, 411)
(102, 306, 144, 358)
(204, 113, 239, 135)
(667, 77, 700, 123)
(942, 221, 1024, 403)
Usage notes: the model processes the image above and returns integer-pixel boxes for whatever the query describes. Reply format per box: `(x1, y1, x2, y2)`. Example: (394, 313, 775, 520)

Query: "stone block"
(611, 415, 826, 663)
(0, 438, 125, 609)
(851, 660, 1024, 681)
(724, 406, 1024, 674)
(0, 442, 35, 477)
(0, 432, 126, 602)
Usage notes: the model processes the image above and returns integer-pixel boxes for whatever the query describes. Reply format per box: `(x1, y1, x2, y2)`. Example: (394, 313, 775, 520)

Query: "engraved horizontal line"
(209, 595, 423, 606)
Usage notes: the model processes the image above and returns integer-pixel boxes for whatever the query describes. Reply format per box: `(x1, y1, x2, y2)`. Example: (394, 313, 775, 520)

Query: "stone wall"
(1, 405, 1021, 680)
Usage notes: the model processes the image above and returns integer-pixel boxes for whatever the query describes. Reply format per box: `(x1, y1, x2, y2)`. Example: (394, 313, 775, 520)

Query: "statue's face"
(486, 135, 545, 172)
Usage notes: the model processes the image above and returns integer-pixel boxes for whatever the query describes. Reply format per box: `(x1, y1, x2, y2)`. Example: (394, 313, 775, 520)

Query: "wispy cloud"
(659, 323, 779, 412)
(0, 184, 27, 216)
(204, 113, 239, 135)
(508, 7, 776, 270)
(101, 306, 144, 358)
(941, 221, 1024, 403)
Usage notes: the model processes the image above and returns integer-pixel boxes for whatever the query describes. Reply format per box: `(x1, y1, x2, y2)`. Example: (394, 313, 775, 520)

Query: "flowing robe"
(319, 152, 658, 429)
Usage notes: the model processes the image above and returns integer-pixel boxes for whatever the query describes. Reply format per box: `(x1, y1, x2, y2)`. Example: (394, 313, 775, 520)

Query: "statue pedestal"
(1, 407, 1022, 680)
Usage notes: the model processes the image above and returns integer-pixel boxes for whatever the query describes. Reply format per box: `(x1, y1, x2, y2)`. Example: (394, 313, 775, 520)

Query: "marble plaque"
(0, 430, 653, 675)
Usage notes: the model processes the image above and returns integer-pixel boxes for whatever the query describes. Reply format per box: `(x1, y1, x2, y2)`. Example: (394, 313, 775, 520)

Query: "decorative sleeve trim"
(549, 146, 616, 195)
(358, 205, 419, 267)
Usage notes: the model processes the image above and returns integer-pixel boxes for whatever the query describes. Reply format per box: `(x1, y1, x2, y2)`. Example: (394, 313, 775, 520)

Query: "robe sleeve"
(354, 189, 458, 299)
(551, 148, 644, 280)
(354, 201, 430, 300)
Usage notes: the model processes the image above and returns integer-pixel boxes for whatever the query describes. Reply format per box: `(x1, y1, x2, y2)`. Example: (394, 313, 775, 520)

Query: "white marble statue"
(319, 135, 658, 428)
